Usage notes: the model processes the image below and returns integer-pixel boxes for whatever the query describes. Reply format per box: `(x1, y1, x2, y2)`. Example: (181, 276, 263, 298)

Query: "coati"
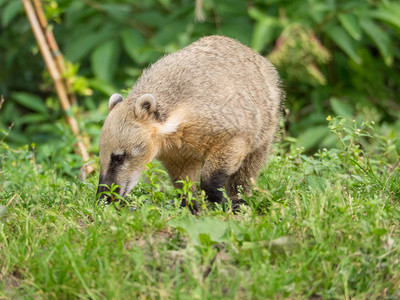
(96, 35, 283, 210)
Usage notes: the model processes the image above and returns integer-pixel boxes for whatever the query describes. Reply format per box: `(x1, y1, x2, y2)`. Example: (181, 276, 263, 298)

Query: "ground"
(0, 117, 399, 299)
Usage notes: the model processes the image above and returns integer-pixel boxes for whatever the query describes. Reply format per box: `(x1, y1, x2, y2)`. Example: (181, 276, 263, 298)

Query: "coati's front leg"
(200, 170, 228, 203)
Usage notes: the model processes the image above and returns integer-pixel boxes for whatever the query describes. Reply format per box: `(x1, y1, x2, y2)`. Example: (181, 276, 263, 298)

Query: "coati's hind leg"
(200, 139, 250, 204)
(226, 142, 270, 207)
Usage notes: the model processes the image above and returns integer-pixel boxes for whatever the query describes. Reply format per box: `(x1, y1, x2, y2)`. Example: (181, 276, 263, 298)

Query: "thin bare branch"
(22, 0, 93, 174)
(32, 0, 77, 106)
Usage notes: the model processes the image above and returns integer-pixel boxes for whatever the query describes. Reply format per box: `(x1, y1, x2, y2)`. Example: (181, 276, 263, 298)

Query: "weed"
(0, 116, 399, 299)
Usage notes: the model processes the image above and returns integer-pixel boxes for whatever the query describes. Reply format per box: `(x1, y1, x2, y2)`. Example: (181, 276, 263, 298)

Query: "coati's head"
(96, 93, 181, 203)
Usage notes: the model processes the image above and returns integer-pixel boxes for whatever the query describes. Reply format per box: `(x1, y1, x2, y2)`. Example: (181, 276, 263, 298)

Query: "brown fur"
(97, 35, 284, 208)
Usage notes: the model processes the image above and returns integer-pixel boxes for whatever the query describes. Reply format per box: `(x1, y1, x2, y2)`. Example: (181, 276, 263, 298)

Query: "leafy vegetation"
(1, 115, 399, 298)
(1, 0, 399, 150)
(0, 0, 399, 298)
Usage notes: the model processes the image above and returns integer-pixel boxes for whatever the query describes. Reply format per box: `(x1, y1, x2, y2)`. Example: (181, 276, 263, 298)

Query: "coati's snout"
(96, 150, 145, 203)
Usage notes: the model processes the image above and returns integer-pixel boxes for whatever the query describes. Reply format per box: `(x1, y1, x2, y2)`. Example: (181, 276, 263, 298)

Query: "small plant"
(96, 183, 124, 203)
(137, 161, 168, 204)
(176, 176, 197, 210)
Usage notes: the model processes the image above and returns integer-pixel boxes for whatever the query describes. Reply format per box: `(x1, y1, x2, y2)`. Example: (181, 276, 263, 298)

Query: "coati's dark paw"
(231, 198, 248, 213)
(180, 198, 199, 215)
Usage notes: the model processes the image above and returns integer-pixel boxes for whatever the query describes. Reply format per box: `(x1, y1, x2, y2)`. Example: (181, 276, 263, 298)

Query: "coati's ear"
(135, 94, 157, 119)
(108, 94, 123, 113)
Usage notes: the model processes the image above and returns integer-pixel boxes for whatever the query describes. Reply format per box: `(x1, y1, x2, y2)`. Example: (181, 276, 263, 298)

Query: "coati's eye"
(111, 153, 125, 163)
(115, 155, 124, 162)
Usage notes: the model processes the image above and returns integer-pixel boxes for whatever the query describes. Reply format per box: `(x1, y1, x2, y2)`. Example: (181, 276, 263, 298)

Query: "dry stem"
(22, 0, 93, 174)
(32, 0, 77, 106)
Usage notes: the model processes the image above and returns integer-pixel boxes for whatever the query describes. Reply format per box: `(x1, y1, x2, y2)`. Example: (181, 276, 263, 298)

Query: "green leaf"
(339, 0, 365, 11)
(330, 98, 354, 117)
(338, 13, 362, 41)
(248, 7, 267, 22)
(135, 11, 167, 28)
(19, 113, 51, 125)
(135, 48, 163, 65)
(372, 228, 387, 237)
(251, 17, 275, 52)
(65, 27, 116, 62)
(295, 126, 329, 151)
(64, 1, 86, 26)
(325, 26, 362, 64)
(2, 1, 22, 26)
(169, 216, 229, 246)
(220, 17, 253, 46)
(90, 40, 120, 82)
(150, 20, 187, 46)
(102, 4, 131, 22)
(12, 92, 49, 115)
(363, 2, 400, 30)
(88, 79, 116, 96)
(360, 18, 393, 66)
(121, 29, 161, 65)
(121, 29, 145, 62)
(45, 209, 59, 217)
(214, 0, 247, 16)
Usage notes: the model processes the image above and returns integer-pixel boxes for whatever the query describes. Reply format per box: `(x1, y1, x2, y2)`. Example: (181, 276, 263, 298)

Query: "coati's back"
(127, 35, 283, 146)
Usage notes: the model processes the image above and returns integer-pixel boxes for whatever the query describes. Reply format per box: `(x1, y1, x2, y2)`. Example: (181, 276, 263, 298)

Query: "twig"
(32, 0, 77, 106)
(250, 178, 272, 200)
(389, 157, 400, 174)
(22, 0, 93, 174)
(195, 0, 205, 22)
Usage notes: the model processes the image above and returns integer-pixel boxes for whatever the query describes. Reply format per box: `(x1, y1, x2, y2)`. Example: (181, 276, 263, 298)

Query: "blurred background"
(0, 0, 399, 175)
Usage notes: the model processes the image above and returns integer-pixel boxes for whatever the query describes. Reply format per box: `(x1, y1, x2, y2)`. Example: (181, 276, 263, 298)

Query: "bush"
(0, 0, 399, 150)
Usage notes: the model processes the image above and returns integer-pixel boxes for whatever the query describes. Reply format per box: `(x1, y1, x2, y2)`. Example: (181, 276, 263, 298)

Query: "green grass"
(0, 117, 399, 299)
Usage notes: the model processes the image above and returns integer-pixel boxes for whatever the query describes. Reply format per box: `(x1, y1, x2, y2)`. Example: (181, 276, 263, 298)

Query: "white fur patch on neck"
(157, 110, 184, 135)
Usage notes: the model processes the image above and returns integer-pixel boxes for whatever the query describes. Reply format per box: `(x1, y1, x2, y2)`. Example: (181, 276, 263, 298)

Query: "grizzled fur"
(97, 35, 284, 210)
